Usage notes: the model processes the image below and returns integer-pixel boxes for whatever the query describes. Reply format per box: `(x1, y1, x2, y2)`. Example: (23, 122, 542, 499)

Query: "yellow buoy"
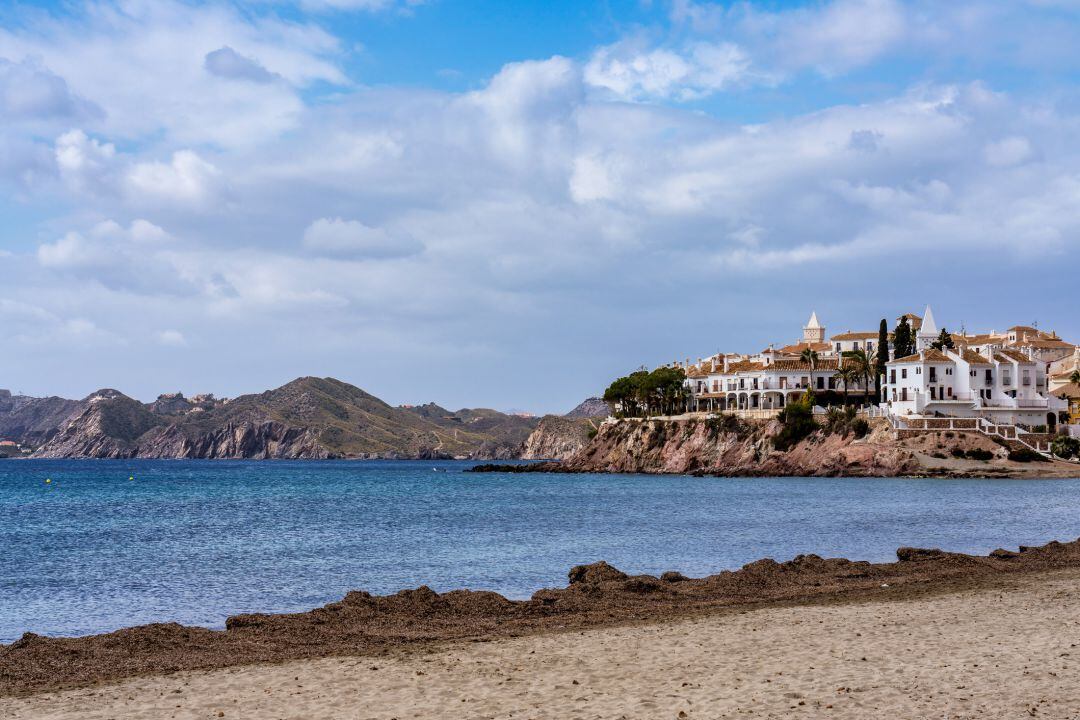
(129, 476, 134, 481)
(45, 478, 51, 484)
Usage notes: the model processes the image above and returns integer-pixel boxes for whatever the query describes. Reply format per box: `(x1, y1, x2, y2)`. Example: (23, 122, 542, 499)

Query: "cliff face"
(543, 416, 1079, 478)
(521, 415, 598, 460)
(22, 378, 539, 460)
(0, 390, 84, 447)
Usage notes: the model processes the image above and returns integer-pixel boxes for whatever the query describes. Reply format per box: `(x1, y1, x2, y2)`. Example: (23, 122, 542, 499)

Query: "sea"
(2, 459, 1080, 644)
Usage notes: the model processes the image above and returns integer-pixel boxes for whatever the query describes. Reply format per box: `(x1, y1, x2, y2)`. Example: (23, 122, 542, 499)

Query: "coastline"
(8, 567, 1080, 718)
(5, 537, 1080, 697)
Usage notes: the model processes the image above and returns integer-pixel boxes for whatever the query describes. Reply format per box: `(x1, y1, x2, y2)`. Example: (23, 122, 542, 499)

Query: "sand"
(5, 568, 1080, 719)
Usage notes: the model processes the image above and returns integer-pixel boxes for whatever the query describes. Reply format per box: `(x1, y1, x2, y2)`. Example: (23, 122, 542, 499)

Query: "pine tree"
(875, 318, 889, 400)
(931, 328, 955, 351)
(893, 317, 914, 359)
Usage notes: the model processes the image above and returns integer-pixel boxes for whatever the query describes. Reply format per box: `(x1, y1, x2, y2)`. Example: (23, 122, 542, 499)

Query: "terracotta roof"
(1015, 338, 1074, 349)
(960, 349, 992, 366)
(1055, 383, 1080, 399)
(830, 331, 878, 341)
(777, 341, 831, 354)
(891, 349, 951, 364)
(770, 358, 842, 371)
(954, 334, 997, 345)
(996, 349, 1033, 363)
(726, 360, 766, 373)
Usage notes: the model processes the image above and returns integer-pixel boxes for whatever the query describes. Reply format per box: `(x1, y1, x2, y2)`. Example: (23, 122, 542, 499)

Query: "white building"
(882, 306, 1068, 429)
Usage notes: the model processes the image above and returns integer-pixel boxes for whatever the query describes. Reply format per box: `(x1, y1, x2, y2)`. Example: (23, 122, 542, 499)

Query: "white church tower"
(803, 311, 825, 345)
(916, 305, 939, 350)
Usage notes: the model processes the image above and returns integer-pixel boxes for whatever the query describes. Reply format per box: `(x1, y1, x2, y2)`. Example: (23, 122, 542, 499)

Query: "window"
(946, 368, 952, 376)
(817, 376, 825, 390)
(835, 342, 841, 353)
(890, 369, 896, 383)
(901, 368, 907, 379)
(916, 367, 922, 375)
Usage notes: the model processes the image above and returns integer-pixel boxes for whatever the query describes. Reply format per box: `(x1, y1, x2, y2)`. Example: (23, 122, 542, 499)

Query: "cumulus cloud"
(585, 41, 751, 100)
(302, 218, 423, 258)
(4, 0, 1080, 411)
(204, 47, 279, 83)
(0, 56, 100, 120)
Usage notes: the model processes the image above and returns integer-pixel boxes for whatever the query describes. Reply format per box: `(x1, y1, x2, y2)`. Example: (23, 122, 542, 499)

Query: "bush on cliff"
(1051, 435, 1080, 460)
(773, 392, 818, 451)
(822, 406, 869, 439)
(1008, 447, 1048, 463)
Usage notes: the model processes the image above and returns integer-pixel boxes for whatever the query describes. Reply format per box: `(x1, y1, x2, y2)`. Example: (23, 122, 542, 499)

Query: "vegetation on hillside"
(602, 367, 688, 418)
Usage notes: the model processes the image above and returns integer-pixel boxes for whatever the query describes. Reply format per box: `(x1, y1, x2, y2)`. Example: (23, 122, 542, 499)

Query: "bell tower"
(803, 311, 824, 345)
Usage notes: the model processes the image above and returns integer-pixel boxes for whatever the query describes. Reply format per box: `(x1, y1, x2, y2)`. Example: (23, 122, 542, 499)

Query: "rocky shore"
(475, 416, 1080, 478)
(5, 537, 1080, 696)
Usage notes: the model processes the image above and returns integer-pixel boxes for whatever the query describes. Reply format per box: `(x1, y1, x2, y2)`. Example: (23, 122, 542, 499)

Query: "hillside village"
(662, 307, 1080, 458)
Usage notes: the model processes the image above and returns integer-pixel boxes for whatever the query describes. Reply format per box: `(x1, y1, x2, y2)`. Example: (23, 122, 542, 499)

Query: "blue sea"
(2, 459, 1080, 644)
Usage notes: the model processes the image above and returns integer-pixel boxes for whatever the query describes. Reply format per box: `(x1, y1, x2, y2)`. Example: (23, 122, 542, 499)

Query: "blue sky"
(1, 0, 1079, 412)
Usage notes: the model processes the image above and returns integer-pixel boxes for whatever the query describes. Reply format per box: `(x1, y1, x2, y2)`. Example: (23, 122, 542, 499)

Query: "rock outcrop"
(564, 397, 612, 419)
(521, 415, 599, 460)
(483, 415, 1080, 478)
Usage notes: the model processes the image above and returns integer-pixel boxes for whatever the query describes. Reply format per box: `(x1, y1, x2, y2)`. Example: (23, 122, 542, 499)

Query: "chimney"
(710, 358, 717, 372)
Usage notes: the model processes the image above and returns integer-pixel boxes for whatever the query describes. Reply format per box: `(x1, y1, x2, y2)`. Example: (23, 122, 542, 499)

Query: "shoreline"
(5, 537, 1080, 697)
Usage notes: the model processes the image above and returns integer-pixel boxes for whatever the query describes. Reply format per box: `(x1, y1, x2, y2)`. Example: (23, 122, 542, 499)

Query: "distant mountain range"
(0, 381, 610, 460)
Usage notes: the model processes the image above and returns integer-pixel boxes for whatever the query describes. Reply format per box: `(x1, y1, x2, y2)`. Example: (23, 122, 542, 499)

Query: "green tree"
(842, 348, 874, 405)
(774, 391, 818, 451)
(800, 347, 819, 391)
(893, 317, 914, 359)
(931, 328, 955, 351)
(1070, 370, 1080, 386)
(875, 318, 889, 400)
(603, 375, 638, 417)
(834, 365, 859, 406)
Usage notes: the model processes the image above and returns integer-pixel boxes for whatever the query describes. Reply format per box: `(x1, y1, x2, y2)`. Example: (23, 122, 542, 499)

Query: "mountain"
(564, 397, 612, 419)
(0, 389, 84, 447)
(7, 378, 539, 460)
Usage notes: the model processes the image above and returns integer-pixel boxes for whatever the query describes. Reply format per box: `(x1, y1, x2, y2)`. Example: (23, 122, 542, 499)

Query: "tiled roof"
(1015, 338, 1074, 349)
(777, 341, 831, 354)
(996, 349, 1033, 363)
(891, 349, 951, 364)
(726, 360, 766, 373)
(1055, 383, 1080, 399)
(770, 358, 842, 371)
(830, 331, 878, 341)
(960, 349, 992, 366)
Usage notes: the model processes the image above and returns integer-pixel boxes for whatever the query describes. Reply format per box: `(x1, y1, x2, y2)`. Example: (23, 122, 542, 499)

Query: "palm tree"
(843, 348, 874, 406)
(800, 347, 819, 393)
(834, 366, 859, 406)
(1071, 369, 1080, 386)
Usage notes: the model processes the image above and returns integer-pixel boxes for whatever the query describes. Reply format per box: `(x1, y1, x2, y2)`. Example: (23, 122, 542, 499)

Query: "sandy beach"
(3, 567, 1079, 719)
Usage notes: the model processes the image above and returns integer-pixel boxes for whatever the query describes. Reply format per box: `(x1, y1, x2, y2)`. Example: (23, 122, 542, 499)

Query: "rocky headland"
(477, 415, 1080, 478)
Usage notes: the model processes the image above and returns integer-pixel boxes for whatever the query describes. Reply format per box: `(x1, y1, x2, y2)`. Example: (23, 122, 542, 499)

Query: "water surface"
(2, 459, 1079, 643)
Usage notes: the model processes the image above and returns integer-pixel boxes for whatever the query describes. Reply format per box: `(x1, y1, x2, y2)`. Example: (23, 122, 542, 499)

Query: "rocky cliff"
(564, 397, 612, 419)
(18, 378, 539, 460)
(521, 415, 599, 460)
(492, 415, 1080, 478)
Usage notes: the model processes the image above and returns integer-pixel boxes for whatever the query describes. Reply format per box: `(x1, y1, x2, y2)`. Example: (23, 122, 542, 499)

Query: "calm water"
(2, 459, 1080, 643)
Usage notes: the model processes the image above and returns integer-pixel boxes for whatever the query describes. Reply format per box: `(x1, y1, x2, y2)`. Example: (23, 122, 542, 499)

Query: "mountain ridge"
(0, 378, 539, 460)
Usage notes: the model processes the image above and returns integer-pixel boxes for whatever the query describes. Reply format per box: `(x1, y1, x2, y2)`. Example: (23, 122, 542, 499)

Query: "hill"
(15, 378, 538, 460)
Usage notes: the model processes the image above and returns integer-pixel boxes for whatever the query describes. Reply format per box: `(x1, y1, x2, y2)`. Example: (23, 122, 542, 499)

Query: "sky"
(1, 0, 1079, 413)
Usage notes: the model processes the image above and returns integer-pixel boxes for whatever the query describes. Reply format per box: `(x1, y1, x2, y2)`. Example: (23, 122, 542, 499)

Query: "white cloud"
(204, 47, 279, 84)
(984, 136, 1033, 167)
(125, 150, 223, 210)
(302, 217, 423, 258)
(55, 129, 116, 193)
(0, 56, 100, 120)
(585, 41, 751, 101)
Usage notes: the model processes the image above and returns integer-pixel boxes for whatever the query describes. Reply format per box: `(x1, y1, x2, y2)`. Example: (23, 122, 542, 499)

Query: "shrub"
(586, 428, 598, 440)
(706, 414, 745, 438)
(1051, 436, 1080, 460)
(965, 448, 994, 461)
(1032, 424, 1048, 434)
(850, 418, 870, 439)
(950, 448, 966, 458)
(774, 393, 818, 451)
(1008, 447, 1048, 463)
